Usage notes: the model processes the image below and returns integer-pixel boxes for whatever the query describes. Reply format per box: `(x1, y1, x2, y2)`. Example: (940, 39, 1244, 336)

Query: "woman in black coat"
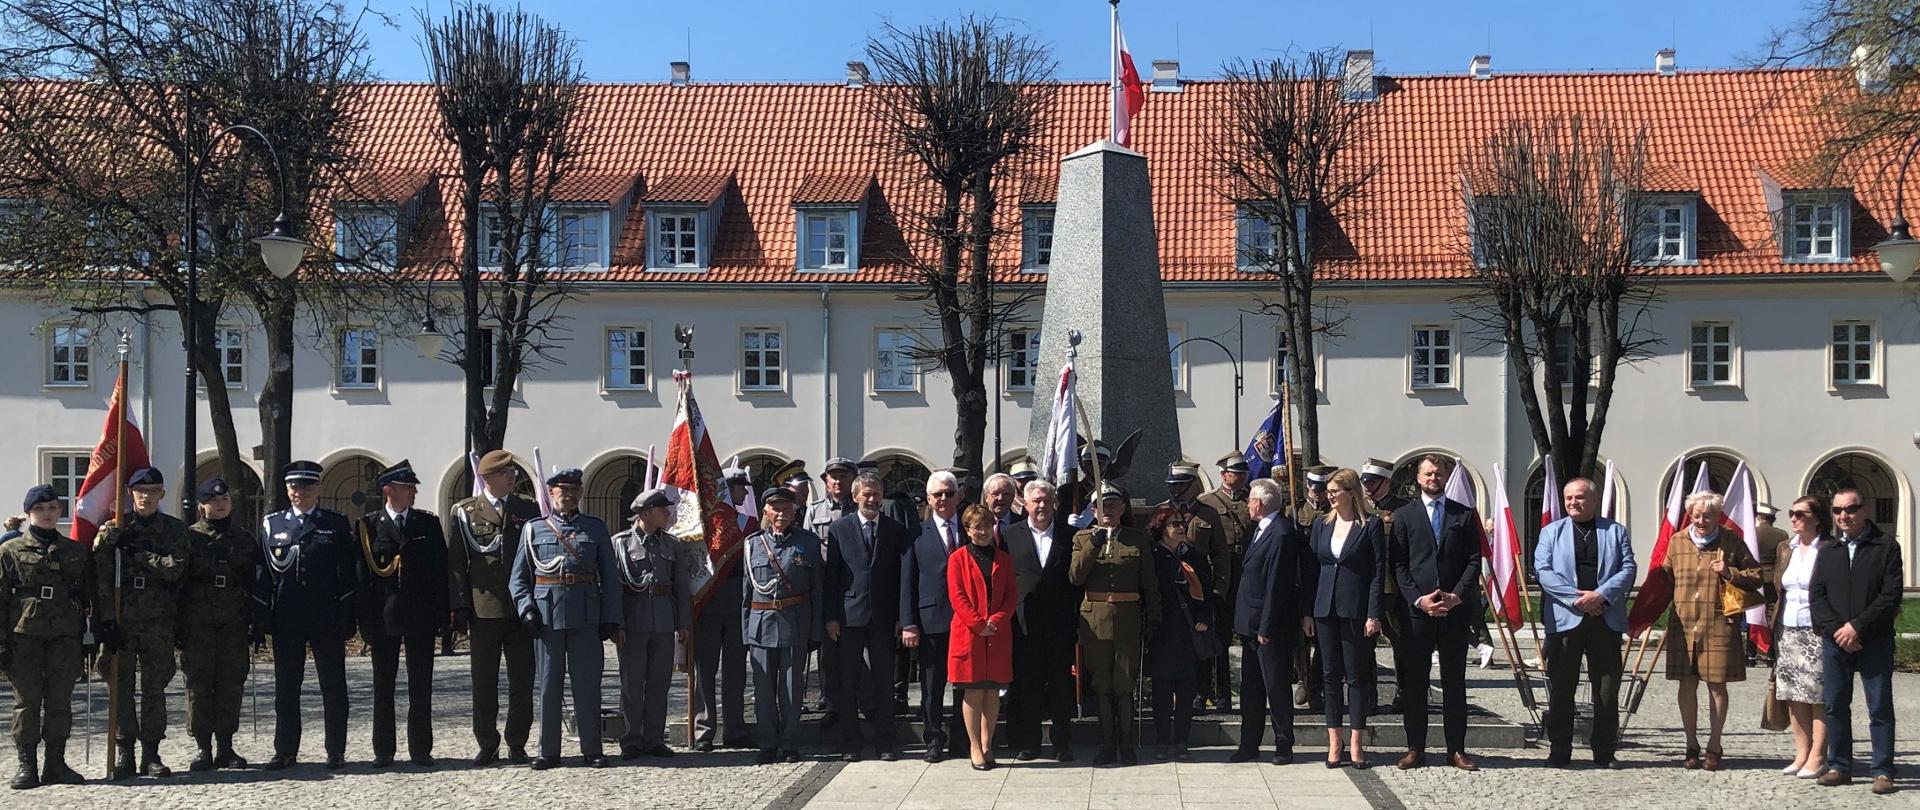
(1145, 506, 1217, 762)
(1309, 468, 1385, 769)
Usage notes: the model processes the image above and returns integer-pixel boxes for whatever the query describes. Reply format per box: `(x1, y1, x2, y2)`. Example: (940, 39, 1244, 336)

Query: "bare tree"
(1763, 0, 1920, 177)
(422, 1, 585, 456)
(1454, 116, 1664, 482)
(865, 16, 1055, 487)
(1210, 50, 1378, 467)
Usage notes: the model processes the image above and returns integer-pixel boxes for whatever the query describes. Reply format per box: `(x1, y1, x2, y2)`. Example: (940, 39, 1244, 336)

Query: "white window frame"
(604, 324, 651, 391)
(873, 327, 921, 394)
(479, 210, 511, 268)
(739, 326, 786, 394)
(333, 204, 398, 269)
(1686, 318, 1739, 390)
(44, 323, 92, 388)
(206, 324, 245, 389)
(1167, 324, 1187, 392)
(1021, 207, 1055, 272)
(1005, 328, 1040, 391)
(1272, 326, 1292, 393)
(797, 209, 857, 272)
(335, 327, 381, 391)
(1783, 195, 1850, 262)
(548, 206, 609, 269)
(1633, 195, 1697, 265)
(1408, 323, 1459, 392)
(1830, 317, 1882, 388)
(39, 449, 91, 526)
(647, 209, 704, 271)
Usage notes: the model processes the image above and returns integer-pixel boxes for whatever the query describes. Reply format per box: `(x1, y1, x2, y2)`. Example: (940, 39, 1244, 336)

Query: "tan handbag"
(1760, 675, 1790, 731)
(1720, 580, 1766, 618)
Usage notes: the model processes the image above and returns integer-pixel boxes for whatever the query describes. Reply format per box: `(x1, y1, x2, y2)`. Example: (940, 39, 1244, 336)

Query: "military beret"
(282, 460, 322, 484)
(630, 486, 677, 513)
(197, 477, 230, 501)
(1215, 453, 1250, 473)
(545, 467, 584, 487)
(376, 459, 420, 487)
(476, 450, 517, 476)
(1007, 457, 1041, 482)
(22, 484, 57, 512)
(759, 486, 797, 505)
(1165, 463, 1200, 485)
(822, 457, 857, 474)
(127, 466, 164, 488)
(1360, 458, 1394, 481)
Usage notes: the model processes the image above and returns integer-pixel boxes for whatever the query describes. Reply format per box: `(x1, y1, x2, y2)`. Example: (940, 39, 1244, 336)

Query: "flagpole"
(105, 329, 130, 779)
(673, 323, 698, 748)
(1109, 0, 1119, 145)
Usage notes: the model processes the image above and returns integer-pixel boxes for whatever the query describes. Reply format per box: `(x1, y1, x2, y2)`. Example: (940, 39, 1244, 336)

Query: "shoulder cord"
(457, 506, 503, 555)
(262, 516, 301, 575)
(611, 530, 650, 591)
(745, 533, 790, 597)
(522, 517, 582, 577)
(359, 520, 401, 579)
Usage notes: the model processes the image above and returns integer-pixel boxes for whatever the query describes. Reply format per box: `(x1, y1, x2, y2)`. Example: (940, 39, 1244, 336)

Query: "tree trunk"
(256, 292, 297, 512)
(185, 304, 247, 514)
(458, 181, 491, 456)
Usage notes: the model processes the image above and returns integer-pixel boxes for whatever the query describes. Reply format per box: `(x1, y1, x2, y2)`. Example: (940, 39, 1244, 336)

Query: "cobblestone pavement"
(1, 644, 826, 810)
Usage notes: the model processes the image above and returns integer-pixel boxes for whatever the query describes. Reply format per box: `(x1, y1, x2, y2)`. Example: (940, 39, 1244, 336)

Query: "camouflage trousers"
(181, 625, 249, 739)
(6, 635, 83, 747)
(99, 625, 177, 743)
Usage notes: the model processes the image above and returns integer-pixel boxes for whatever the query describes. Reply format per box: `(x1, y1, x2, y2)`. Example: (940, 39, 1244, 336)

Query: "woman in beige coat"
(1659, 491, 1766, 771)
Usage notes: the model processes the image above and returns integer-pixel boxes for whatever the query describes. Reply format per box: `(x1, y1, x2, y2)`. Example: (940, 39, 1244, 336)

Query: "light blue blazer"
(1534, 515, 1637, 634)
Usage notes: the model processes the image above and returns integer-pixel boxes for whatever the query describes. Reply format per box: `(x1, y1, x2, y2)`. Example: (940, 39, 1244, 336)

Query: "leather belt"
(1083, 591, 1141, 603)
(750, 595, 809, 610)
(535, 573, 599, 586)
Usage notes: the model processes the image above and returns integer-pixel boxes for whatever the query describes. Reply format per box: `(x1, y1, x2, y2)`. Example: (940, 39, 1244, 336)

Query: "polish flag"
(1627, 456, 1690, 638)
(1441, 458, 1495, 608)
(662, 369, 746, 615)
(1539, 457, 1563, 529)
(1485, 464, 1524, 630)
(1111, 9, 1146, 147)
(1722, 462, 1771, 654)
(1040, 359, 1078, 486)
(1599, 459, 1619, 521)
(72, 369, 150, 545)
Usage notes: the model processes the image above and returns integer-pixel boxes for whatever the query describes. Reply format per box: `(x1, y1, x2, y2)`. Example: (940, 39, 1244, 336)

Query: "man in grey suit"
(824, 472, 907, 762)
(1535, 477, 1636, 769)
(507, 468, 623, 770)
(613, 487, 692, 760)
(745, 487, 824, 764)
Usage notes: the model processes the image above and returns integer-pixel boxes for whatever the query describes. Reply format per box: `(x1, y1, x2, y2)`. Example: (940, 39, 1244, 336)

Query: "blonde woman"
(1308, 468, 1385, 768)
(1659, 491, 1766, 771)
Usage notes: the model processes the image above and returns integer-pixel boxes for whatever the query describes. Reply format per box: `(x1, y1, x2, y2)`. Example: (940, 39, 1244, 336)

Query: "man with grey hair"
(901, 470, 965, 761)
(982, 473, 1021, 527)
(823, 473, 907, 761)
(1231, 477, 1309, 764)
(1004, 478, 1078, 761)
(1535, 477, 1635, 769)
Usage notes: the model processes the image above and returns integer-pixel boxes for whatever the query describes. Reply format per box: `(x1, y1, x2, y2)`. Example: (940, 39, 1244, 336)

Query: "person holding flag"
(688, 466, 755, 752)
(1534, 477, 1636, 769)
(93, 466, 189, 780)
(1657, 489, 1766, 771)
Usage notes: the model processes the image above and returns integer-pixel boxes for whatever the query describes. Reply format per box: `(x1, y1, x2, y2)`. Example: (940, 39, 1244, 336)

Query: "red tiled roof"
(346, 69, 1890, 284)
(550, 171, 641, 203)
(643, 173, 731, 205)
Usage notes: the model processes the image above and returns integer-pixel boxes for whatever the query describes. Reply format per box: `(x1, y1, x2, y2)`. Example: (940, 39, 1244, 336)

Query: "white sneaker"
(1477, 644, 1495, 669)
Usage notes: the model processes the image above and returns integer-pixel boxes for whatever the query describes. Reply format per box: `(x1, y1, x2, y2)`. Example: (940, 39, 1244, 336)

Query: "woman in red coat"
(947, 504, 1015, 770)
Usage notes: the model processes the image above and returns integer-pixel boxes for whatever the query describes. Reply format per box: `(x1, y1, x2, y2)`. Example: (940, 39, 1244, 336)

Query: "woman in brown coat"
(1660, 491, 1766, 770)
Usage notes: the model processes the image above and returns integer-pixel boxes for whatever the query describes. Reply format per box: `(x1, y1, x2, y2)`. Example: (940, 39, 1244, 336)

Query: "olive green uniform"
(179, 517, 257, 745)
(1, 527, 90, 751)
(1069, 525, 1161, 694)
(94, 512, 189, 746)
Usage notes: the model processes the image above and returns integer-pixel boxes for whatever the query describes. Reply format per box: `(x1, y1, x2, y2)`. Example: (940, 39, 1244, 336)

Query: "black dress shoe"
(620, 746, 643, 761)
(529, 756, 559, 771)
(756, 749, 777, 765)
(781, 749, 801, 763)
(325, 754, 347, 770)
(1174, 746, 1192, 762)
(1271, 750, 1294, 765)
(694, 741, 715, 753)
(1594, 759, 1622, 770)
(372, 754, 394, 768)
(1015, 748, 1039, 762)
(646, 744, 675, 758)
(473, 747, 499, 767)
(1544, 755, 1571, 769)
(1092, 747, 1116, 766)
(1230, 747, 1258, 763)
(411, 754, 437, 768)
(264, 755, 296, 771)
(971, 761, 991, 771)
(924, 748, 945, 763)
(840, 750, 861, 762)
(585, 755, 610, 769)
(508, 747, 530, 765)
(877, 750, 897, 762)
(1119, 748, 1138, 766)
(1052, 746, 1074, 763)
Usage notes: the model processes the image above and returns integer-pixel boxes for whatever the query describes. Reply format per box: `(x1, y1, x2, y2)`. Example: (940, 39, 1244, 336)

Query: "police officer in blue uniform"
(253, 460, 357, 771)
(508, 467, 622, 770)
(744, 486, 823, 764)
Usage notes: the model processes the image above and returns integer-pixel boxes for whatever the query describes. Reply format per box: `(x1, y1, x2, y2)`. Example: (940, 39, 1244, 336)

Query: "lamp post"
(181, 124, 311, 516)
(1170, 334, 1245, 448)
(1872, 138, 1920, 282)
(412, 259, 453, 360)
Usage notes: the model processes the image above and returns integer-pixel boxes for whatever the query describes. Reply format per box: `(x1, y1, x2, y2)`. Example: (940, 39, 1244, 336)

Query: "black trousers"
(834, 624, 897, 751)
(369, 629, 436, 759)
(1151, 676, 1196, 745)
(1237, 638, 1296, 753)
(1543, 615, 1622, 762)
(1315, 617, 1376, 729)
(271, 628, 348, 760)
(1009, 624, 1076, 752)
(1401, 612, 1470, 754)
(916, 633, 963, 750)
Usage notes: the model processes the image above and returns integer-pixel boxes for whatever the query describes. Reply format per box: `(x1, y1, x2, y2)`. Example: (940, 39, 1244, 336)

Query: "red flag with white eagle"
(1110, 3, 1146, 147)
(661, 369, 745, 615)
(1485, 464, 1524, 630)
(1627, 456, 1690, 637)
(1722, 461, 1771, 654)
(73, 361, 149, 545)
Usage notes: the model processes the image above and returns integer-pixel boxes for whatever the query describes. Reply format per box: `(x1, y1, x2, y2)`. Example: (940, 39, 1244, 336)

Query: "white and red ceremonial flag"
(1539, 456, 1563, 528)
(1485, 464, 1524, 630)
(1110, 3, 1146, 147)
(1627, 456, 1690, 637)
(1722, 461, 1771, 654)
(1040, 358, 1078, 486)
(662, 369, 745, 615)
(1600, 459, 1618, 520)
(72, 368, 149, 544)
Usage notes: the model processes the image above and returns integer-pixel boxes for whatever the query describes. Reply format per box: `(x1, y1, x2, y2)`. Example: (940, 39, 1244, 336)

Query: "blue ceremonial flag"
(1244, 400, 1284, 481)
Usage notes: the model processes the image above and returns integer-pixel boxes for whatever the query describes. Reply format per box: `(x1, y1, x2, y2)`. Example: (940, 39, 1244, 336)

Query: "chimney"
(846, 60, 869, 89)
(1853, 43, 1891, 94)
(1655, 48, 1677, 77)
(1342, 49, 1377, 101)
(1468, 54, 1492, 80)
(1151, 60, 1182, 93)
(669, 61, 690, 87)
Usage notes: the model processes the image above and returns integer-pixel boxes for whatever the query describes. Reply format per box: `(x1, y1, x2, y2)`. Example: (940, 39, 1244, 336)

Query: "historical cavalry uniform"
(180, 497, 259, 769)
(446, 483, 541, 762)
(508, 504, 622, 765)
(1069, 517, 1162, 764)
(355, 474, 450, 766)
(254, 461, 358, 769)
(1, 488, 90, 789)
(94, 500, 189, 777)
(743, 500, 823, 761)
(612, 518, 692, 757)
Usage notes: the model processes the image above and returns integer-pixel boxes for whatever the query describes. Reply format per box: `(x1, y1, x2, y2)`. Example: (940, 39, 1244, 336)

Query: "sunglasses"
(1832, 504, 1865, 515)
(929, 490, 956, 499)
(1788, 510, 1816, 520)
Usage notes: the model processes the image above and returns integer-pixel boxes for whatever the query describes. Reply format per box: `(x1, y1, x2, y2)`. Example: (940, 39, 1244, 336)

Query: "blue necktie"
(1429, 499, 1444, 546)
(863, 521, 875, 556)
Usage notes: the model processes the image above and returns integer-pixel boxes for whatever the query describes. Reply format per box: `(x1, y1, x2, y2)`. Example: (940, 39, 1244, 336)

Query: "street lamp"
(412, 259, 453, 359)
(1170, 333, 1245, 448)
(181, 124, 312, 515)
(1873, 138, 1920, 283)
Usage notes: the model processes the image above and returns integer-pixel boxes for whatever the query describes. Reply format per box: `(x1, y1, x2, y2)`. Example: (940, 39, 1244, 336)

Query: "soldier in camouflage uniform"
(93, 466, 189, 779)
(179, 478, 258, 771)
(1, 485, 89, 789)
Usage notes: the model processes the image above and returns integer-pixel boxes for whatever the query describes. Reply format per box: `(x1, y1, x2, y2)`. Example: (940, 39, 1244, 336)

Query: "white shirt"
(1780, 535, 1820, 628)
(1330, 517, 1354, 558)
(386, 506, 408, 527)
(1029, 521, 1054, 567)
(933, 512, 960, 551)
(1256, 513, 1277, 541)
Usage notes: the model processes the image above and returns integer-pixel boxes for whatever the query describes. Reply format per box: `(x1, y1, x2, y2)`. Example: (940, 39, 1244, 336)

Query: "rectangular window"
(44, 452, 89, 522)
(874, 328, 919, 392)
(481, 213, 506, 266)
(653, 213, 699, 268)
(335, 206, 397, 267)
(477, 328, 496, 390)
(1167, 325, 1186, 391)
(1832, 320, 1877, 385)
(1022, 209, 1055, 271)
(1410, 325, 1456, 389)
(1788, 201, 1842, 260)
(337, 329, 379, 389)
(802, 211, 851, 270)
(1688, 321, 1734, 387)
(215, 326, 244, 388)
(1634, 201, 1692, 263)
(606, 327, 649, 389)
(551, 207, 605, 268)
(46, 324, 91, 386)
(1237, 213, 1276, 270)
(741, 328, 783, 391)
(1006, 329, 1040, 390)
(1273, 328, 1291, 392)
(1548, 323, 1591, 387)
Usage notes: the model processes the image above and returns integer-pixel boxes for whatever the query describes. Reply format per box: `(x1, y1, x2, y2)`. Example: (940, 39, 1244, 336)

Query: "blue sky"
(366, 0, 1814, 83)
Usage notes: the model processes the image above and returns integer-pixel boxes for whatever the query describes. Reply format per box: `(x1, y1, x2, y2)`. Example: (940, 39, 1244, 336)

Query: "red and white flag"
(1722, 461, 1771, 654)
(1485, 464, 1524, 630)
(1040, 359, 1078, 486)
(1110, 5, 1146, 147)
(1627, 456, 1690, 637)
(1599, 459, 1618, 521)
(661, 370, 746, 615)
(72, 368, 149, 545)
(1539, 457, 1563, 529)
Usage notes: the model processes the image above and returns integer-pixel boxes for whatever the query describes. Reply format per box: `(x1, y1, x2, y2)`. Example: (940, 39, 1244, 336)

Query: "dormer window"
(801, 210, 852, 270)
(1022, 207, 1055, 272)
(548, 206, 607, 268)
(1782, 191, 1850, 262)
(792, 173, 871, 272)
(1633, 194, 1697, 265)
(335, 204, 398, 268)
(652, 212, 699, 268)
(644, 174, 730, 273)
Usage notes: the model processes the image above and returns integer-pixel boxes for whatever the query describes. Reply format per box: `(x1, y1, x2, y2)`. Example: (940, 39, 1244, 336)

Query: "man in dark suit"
(354, 460, 450, 768)
(1232, 477, 1312, 764)
(1003, 478, 1078, 762)
(1388, 454, 1482, 771)
(824, 472, 906, 761)
(900, 470, 966, 762)
(1812, 489, 1902, 795)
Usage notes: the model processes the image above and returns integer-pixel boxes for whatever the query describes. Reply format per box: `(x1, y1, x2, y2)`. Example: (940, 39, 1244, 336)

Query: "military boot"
(188, 734, 215, 772)
(1091, 699, 1117, 766)
(213, 734, 247, 769)
(1116, 698, 1139, 765)
(10, 745, 38, 790)
(39, 740, 83, 785)
(138, 740, 170, 777)
(109, 740, 135, 780)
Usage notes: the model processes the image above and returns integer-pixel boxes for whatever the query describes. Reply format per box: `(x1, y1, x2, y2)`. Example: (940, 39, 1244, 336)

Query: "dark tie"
(1429, 499, 1444, 546)
(396, 511, 406, 530)
(863, 521, 875, 556)
(946, 520, 958, 552)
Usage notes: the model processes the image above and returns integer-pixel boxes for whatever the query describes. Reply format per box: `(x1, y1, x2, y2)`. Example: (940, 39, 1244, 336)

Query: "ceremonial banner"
(662, 370, 745, 615)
